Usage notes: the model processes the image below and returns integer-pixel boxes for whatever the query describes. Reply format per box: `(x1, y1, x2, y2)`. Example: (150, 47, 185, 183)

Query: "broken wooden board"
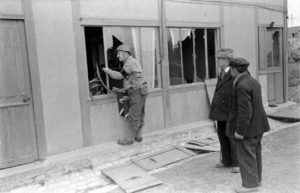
(188, 137, 218, 146)
(102, 163, 162, 193)
(267, 106, 300, 123)
(132, 146, 196, 171)
(204, 78, 217, 105)
(183, 137, 220, 152)
(183, 143, 220, 152)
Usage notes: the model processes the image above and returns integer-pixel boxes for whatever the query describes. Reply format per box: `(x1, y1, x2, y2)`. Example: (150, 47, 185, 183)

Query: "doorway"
(0, 20, 38, 169)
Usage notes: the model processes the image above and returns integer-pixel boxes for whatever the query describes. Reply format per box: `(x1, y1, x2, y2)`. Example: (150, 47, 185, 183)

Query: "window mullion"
(215, 29, 219, 75)
(179, 29, 184, 84)
(102, 27, 110, 89)
(192, 29, 196, 83)
(204, 28, 209, 80)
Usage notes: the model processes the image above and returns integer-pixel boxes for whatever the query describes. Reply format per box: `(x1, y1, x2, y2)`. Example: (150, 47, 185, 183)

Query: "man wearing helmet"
(103, 44, 148, 145)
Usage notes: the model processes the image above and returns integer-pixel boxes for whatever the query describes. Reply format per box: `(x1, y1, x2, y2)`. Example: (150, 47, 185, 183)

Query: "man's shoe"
(215, 162, 230, 168)
(135, 137, 143, 142)
(234, 185, 259, 193)
(117, 139, 134, 145)
(231, 167, 240, 173)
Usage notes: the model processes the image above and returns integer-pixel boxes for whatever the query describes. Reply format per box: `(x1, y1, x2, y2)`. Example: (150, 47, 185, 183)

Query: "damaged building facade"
(0, 0, 287, 169)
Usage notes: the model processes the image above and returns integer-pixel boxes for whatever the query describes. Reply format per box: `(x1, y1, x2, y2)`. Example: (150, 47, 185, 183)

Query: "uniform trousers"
(235, 134, 263, 188)
(126, 87, 146, 140)
(217, 121, 238, 166)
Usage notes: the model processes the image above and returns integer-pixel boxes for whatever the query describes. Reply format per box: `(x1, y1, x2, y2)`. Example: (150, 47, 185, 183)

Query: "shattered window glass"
(85, 26, 160, 96)
(168, 28, 218, 86)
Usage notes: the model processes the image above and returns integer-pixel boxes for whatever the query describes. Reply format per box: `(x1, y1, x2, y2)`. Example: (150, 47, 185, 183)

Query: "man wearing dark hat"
(103, 44, 148, 145)
(226, 58, 270, 193)
(209, 48, 239, 173)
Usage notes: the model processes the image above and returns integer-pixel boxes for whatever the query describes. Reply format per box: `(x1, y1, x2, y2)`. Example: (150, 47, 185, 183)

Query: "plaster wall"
(224, 0, 284, 7)
(0, 0, 23, 15)
(31, 0, 83, 155)
(258, 9, 284, 26)
(80, 0, 159, 20)
(223, 6, 257, 78)
(170, 87, 210, 127)
(90, 94, 164, 144)
(258, 74, 268, 107)
(166, 1, 219, 23)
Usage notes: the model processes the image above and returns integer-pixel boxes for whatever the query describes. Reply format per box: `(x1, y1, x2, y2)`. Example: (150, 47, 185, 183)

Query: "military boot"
(117, 125, 136, 145)
(135, 127, 143, 142)
(117, 138, 134, 145)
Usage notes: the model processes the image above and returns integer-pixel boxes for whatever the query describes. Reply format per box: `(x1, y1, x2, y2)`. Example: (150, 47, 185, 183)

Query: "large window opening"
(168, 28, 218, 86)
(85, 26, 161, 96)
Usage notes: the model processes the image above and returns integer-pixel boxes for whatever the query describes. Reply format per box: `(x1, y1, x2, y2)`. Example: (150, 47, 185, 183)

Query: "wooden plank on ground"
(132, 146, 196, 171)
(183, 143, 220, 152)
(102, 163, 162, 193)
(188, 137, 217, 146)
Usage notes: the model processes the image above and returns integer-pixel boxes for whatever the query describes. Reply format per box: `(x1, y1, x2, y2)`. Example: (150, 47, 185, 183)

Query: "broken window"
(85, 26, 161, 96)
(167, 28, 218, 86)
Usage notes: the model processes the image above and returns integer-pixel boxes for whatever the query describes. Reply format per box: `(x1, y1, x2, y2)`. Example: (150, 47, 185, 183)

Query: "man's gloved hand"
(102, 67, 110, 73)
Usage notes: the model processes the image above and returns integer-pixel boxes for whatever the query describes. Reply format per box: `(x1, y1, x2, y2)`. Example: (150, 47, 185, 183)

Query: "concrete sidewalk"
(1, 102, 299, 193)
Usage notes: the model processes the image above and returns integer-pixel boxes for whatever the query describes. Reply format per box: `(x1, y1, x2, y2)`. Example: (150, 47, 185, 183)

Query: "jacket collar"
(233, 72, 249, 88)
(216, 70, 232, 90)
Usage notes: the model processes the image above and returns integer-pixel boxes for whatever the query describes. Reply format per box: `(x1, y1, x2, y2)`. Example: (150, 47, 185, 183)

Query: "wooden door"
(259, 27, 284, 104)
(0, 20, 38, 169)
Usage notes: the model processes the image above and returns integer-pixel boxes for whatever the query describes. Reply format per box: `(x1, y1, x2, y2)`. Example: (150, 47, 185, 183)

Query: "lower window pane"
(168, 28, 183, 85)
(207, 29, 216, 79)
(272, 30, 280, 67)
(195, 29, 206, 82)
(84, 27, 108, 95)
(181, 28, 194, 84)
(140, 28, 159, 89)
(103, 27, 160, 90)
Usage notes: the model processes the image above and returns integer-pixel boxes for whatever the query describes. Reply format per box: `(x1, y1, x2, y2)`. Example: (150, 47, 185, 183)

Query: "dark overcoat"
(226, 73, 270, 138)
(209, 71, 234, 121)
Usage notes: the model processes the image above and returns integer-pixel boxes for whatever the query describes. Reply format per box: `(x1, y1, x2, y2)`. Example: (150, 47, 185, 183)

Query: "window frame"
(82, 21, 163, 101)
(167, 27, 220, 87)
(258, 26, 283, 74)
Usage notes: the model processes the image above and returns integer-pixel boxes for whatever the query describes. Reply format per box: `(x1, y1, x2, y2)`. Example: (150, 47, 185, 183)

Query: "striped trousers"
(235, 134, 263, 188)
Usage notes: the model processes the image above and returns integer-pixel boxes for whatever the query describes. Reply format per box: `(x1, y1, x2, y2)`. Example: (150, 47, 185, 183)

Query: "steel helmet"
(116, 44, 131, 54)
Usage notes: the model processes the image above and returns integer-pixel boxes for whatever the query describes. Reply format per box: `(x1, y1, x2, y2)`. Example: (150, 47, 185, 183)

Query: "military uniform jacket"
(226, 73, 270, 138)
(209, 71, 234, 121)
(105, 56, 144, 90)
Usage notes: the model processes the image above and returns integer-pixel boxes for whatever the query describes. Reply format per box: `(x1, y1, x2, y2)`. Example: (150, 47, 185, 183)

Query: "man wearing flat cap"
(226, 58, 270, 193)
(209, 48, 239, 173)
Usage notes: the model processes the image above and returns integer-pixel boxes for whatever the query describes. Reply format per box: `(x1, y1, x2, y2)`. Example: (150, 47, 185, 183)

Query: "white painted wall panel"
(0, 0, 23, 15)
(224, 6, 257, 77)
(170, 88, 210, 126)
(226, 0, 284, 7)
(258, 74, 268, 107)
(80, 0, 159, 20)
(32, 0, 83, 155)
(258, 9, 284, 26)
(90, 95, 164, 144)
(166, 1, 219, 23)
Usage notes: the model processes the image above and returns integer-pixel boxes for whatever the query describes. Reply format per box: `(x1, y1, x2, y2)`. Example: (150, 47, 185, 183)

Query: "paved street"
(133, 124, 300, 193)
(4, 123, 300, 193)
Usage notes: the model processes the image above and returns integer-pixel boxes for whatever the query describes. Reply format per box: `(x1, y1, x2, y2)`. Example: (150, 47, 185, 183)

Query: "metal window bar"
(215, 29, 220, 77)
(102, 27, 110, 92)
(179, 28, 184, 84)
(192, 29, 197, 83)
(204, 29, 209, 80)
(155, 29, 162, 88)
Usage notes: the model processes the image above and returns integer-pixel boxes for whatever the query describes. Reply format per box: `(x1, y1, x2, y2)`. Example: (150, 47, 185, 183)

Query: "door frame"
(21, 0, 47, 161)
(258, 25, 286, 104)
